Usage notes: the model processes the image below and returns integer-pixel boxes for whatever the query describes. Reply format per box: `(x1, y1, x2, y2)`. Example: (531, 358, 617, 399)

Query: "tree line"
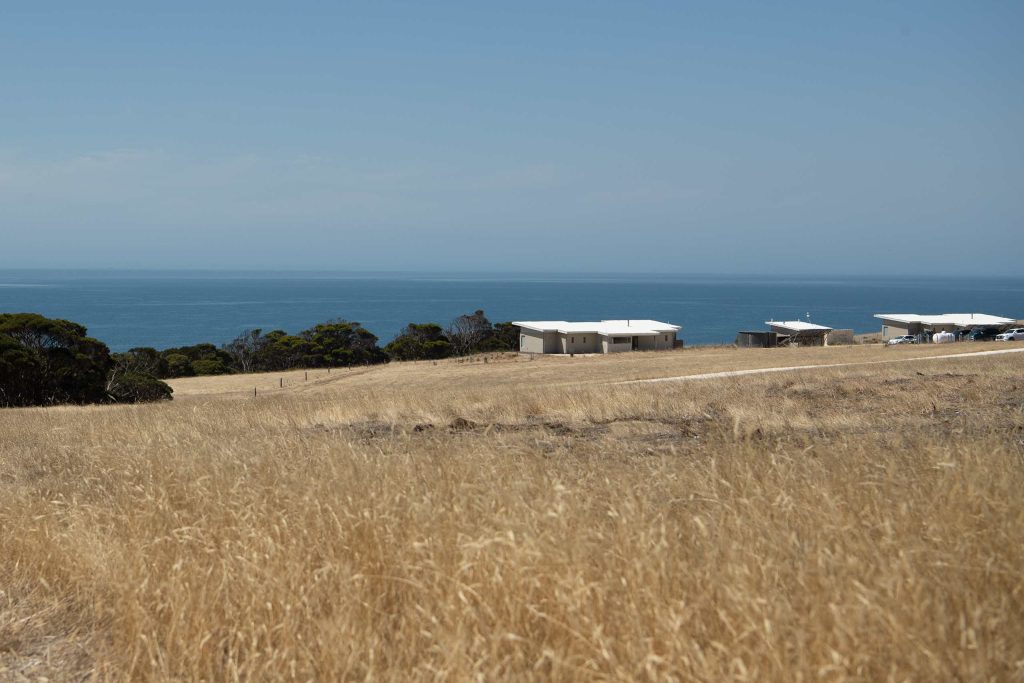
(150, 310, 517, 377)
(0, 310, 519, 407)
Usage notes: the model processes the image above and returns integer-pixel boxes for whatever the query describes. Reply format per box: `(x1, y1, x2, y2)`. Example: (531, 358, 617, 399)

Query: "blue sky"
(1, 1, 1021, 274)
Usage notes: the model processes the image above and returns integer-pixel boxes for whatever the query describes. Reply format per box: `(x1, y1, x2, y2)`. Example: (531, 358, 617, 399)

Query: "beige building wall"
(560, 333, 601, 354)
(519, 329, 546, 354)
(520, 330, 562, 353)
(629, 333, 677, 351)
(879, 320, 912, 340)
(652, 332, 676, 350)
(636, 336, 656, 351)
(602, 336, 633, 353)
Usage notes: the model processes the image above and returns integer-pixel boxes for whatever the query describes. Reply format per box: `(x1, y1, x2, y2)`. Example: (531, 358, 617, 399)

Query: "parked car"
(995, 328, 1024, 341)
(969, 327, 1001, 341)
(887, 335, 917, 345)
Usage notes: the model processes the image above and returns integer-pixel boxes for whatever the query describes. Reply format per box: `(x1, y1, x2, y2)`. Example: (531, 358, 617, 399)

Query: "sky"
(1, 1, 1022, 275)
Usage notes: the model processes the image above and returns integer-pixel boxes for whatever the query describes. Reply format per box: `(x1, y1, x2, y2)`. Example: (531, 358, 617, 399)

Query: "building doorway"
(631, 336, 639, 350)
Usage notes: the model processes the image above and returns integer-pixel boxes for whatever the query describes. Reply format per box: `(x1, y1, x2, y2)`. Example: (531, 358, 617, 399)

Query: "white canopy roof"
(874, 313, 1015, 327)
(513, 319, 681, 336)
(765, 320, 832, 333)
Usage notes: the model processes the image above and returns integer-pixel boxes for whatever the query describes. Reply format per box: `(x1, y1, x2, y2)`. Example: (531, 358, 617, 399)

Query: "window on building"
(664, 335, 668, 341)
(571, 336, 575, 343)
(612, 337, 629, 344)
(583, 337, 587, 343)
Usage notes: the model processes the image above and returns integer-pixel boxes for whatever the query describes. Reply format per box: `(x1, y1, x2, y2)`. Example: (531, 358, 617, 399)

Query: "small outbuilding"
(735, 330, 779, 348)
(764, 320, 833, 346)
(512, 320, 680, 354)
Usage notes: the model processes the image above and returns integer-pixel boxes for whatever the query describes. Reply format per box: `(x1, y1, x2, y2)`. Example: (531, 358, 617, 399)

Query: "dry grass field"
(2, 344, 1023, 680)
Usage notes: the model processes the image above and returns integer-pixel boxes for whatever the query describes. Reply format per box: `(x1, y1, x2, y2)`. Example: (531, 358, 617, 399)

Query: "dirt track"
(621, 345, 1024, 384)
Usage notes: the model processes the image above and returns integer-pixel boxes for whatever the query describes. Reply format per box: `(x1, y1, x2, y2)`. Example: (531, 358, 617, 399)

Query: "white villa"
(513, 320, 680, 354)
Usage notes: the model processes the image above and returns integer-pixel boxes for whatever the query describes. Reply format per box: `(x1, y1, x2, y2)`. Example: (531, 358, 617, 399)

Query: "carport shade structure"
(874, 313, 1016, 341)
(513, 320, 680, 354)
(764, 320, 832, 346)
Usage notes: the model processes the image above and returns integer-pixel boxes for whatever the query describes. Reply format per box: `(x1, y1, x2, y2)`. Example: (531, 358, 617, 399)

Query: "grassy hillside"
(2, 344, 1023, 680)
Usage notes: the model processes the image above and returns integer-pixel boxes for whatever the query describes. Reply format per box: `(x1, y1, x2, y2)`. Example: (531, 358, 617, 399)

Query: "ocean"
(1, 270, 1021, 352)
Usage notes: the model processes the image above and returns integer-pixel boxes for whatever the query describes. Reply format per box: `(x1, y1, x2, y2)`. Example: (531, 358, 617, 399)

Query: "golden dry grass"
(1, 345, 1023, 680)
(168, 341, 1013, 398)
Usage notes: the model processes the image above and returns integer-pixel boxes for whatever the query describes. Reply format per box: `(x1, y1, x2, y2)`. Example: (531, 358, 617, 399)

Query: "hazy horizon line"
(2, 266, 1024, 281)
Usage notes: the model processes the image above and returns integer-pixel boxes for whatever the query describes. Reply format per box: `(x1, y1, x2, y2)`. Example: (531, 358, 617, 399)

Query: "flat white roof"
(765, 320, 833, 333)
(512, 319, 681, 336)
(874, 313, 1015, 327)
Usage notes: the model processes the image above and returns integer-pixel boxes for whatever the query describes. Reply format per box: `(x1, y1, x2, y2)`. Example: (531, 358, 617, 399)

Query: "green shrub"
(386, 323, 453, 361)
(107, 371, 173, 403)
(191, 359, 230, 376)
(164, 353, 193, 377)
(0, 313, 113, 407)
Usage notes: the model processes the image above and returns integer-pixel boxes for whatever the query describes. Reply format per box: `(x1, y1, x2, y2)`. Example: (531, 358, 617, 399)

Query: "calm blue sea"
(1, 270, 1022, 352)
